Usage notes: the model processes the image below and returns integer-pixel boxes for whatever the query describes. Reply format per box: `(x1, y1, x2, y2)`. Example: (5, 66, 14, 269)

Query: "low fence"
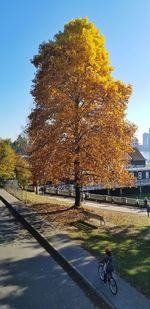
(45, 188, 145, 207)
(46, 187, 75, 197)
(4, 181, 145, 208)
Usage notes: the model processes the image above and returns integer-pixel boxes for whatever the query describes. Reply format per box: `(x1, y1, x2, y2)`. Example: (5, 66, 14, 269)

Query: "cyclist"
(100, 247, 114, 283)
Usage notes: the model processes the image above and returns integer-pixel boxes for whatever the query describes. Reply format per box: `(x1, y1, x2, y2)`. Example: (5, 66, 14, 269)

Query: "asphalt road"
(0, 201, 99, 309)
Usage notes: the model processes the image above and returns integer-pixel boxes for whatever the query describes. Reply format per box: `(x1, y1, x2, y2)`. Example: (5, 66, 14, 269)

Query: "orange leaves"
(28, 18, 136, 189)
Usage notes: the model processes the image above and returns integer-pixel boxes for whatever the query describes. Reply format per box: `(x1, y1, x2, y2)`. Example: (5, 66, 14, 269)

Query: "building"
(143, 132, 149, 147)
(87, 147, 150, 196)
(141, 128, 150, 151)
(130, 147, 146, 167)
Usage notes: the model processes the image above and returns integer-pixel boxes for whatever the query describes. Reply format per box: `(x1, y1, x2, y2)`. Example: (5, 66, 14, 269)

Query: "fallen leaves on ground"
(27, 203, 89, 230)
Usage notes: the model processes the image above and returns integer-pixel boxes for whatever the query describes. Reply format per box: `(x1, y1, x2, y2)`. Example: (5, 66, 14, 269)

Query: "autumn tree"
(0, 139, 16, 183)
(28, 18, 136, 207)
(15, 155, 31, 189)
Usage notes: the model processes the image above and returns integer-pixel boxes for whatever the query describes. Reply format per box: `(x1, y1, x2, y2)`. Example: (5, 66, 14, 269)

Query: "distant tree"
(28, 17, 136, 207)
(12, 130, 28, 156)
(0, 139, 16, 183)
(15, 156, 31, 189)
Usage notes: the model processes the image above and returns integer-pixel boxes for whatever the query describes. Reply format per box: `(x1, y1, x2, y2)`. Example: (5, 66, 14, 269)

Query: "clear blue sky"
(0, 0, 150, 143)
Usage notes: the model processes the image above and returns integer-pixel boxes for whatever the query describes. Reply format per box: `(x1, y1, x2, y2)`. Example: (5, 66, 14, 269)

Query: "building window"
(138, 172, 142, 179)
(146, 171, 149, 179)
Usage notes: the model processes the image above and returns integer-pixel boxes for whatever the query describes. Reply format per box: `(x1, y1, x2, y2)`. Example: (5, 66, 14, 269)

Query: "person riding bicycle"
(100, 247, 114, 283)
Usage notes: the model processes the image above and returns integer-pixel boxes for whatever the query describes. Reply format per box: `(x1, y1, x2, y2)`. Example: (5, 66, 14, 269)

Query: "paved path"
(85, 200, 147, 215)
(43, 194, 148, 216)
(0, 189, 150, 309)
(0, 200, 101, 309)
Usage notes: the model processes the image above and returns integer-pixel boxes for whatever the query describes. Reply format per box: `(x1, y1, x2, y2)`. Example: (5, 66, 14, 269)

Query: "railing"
(4, 181, 145, 208)
(45, 188, 145, 207)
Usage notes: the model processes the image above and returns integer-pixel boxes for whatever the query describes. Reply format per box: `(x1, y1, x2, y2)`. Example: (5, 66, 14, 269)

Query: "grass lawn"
(70, 207, 150, 298)
(6, 187, 72, 206)
(6, 188, 150, 297)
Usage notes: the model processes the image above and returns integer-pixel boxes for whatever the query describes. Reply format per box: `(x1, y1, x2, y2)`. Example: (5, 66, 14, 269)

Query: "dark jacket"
(101, 254, 114, 273)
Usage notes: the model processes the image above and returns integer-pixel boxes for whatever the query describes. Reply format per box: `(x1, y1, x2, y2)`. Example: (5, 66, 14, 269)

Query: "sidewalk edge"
(0, 194, 116, 309)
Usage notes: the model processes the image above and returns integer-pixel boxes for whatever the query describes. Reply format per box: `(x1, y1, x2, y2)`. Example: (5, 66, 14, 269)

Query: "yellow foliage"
(0, 139, 16, 181)
(15, 155, 31, 188)
(28, 18, 136, 190)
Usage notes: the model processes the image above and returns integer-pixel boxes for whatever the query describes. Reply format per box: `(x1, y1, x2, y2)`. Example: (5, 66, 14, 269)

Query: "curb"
(0, 195, 115, 309)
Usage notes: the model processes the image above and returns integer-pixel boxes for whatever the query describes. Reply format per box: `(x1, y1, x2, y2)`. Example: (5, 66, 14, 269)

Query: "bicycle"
(98, 263, 118, 295)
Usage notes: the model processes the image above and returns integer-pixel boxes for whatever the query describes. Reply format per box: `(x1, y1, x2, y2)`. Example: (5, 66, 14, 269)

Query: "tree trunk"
(74, 99, 81, 208)
(35, 185, 39, 195)
(74, 159, 81, 207)
(75, 183, 81, 207)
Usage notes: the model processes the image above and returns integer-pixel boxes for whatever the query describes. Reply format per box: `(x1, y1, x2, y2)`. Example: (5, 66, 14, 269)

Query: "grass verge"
(70, 206, 150, 298)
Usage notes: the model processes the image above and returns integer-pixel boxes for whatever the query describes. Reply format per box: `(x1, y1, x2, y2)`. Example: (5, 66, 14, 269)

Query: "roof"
(131, 147, 146, 162)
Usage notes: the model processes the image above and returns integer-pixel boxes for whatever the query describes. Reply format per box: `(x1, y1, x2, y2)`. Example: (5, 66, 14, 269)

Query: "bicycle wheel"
(98, 263, 105, 281)
(108, 276, 118, 295)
